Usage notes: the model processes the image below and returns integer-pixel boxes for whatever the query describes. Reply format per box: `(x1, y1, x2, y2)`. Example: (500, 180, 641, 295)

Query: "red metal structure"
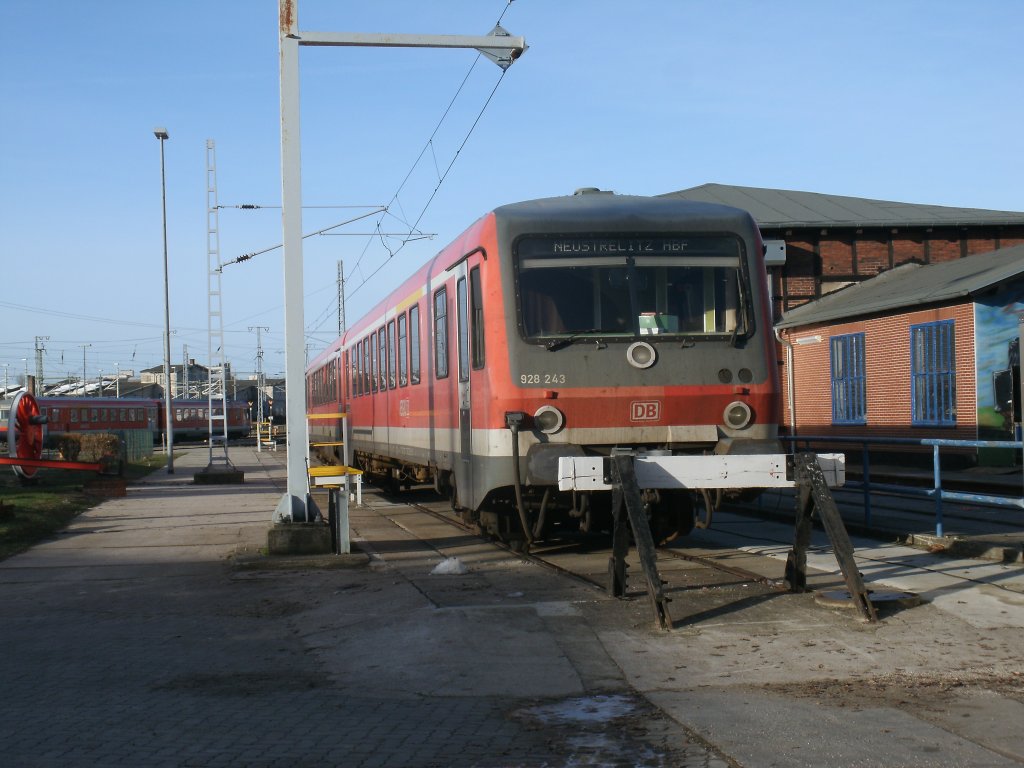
(1, 391, 103, 477)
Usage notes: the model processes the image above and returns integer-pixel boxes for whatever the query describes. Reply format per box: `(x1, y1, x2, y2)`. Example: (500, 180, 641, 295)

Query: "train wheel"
(649, 489, 695, 545)
(479, 503, 528, 551)
(8, 391, 45, 482)
(448, 473, 462, 512)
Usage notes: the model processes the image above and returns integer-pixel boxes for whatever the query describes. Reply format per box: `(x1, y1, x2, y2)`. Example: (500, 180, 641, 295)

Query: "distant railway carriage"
(307, 191, 781, 545)
(40, 397, 158, 436)
(1, 396, 251, 445)
(164, 399, 251, 441)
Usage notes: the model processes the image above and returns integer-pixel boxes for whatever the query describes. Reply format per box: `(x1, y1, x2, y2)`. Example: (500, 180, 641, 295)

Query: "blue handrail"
(781, 435, 1024, 537)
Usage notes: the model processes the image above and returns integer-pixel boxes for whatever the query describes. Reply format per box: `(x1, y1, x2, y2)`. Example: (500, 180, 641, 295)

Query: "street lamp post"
(154, 127, 174, 474)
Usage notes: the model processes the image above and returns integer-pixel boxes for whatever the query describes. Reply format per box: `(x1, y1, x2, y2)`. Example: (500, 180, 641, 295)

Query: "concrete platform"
(0, 444, 1021, 767)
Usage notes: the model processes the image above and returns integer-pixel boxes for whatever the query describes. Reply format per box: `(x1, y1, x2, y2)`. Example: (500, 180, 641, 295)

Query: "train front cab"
(464, 196, 782, 544)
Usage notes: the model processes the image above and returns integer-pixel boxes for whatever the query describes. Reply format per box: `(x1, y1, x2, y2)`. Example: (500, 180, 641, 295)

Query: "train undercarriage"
(313, 443, 732, 551)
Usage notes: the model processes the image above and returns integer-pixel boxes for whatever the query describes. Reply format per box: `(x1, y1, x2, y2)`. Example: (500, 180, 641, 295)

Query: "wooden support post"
(608, 483, 630, 598)
(784, 476, 814, 593)
(609, 455, 673, 630)
(786, 453, 878, 623)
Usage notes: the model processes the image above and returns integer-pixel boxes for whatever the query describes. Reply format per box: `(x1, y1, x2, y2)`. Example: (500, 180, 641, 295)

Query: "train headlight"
(723, 401, 752, 430)
(626, 341, 657, 369)
(533, 405, 565, 434)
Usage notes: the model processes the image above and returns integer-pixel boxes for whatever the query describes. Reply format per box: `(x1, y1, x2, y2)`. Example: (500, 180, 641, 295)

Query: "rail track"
(366, 486, 788, 618)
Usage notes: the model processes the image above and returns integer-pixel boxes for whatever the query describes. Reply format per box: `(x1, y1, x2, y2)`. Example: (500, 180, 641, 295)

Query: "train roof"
(28, 396, 248, 406)
(306, 192, 762, 371)
(492, 191, 760, 234)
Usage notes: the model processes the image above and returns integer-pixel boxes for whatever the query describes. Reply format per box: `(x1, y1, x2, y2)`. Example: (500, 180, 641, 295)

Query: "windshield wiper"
(544, 328, 604, 352)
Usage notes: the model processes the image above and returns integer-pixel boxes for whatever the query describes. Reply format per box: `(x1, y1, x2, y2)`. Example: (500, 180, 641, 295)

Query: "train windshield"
(515, 235, 749, 341)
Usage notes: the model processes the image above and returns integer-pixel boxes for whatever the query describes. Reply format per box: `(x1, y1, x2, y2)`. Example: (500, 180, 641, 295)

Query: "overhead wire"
(207, 1, 521, 350)
(343, 65, 509, 303)
(306, 0, 521, 335)
(342, 0, 519, 301)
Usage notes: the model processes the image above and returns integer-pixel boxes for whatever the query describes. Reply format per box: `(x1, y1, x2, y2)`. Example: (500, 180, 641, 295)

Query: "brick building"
(774, 245, 1023, 463)
(663, 184, 1024, 321)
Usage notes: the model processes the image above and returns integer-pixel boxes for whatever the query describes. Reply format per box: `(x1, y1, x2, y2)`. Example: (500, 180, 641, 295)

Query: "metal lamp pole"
(154, 127, 174, 474)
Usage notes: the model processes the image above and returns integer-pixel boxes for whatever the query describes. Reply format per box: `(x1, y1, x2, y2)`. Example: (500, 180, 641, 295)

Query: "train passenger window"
(410, 304, 421, 384)
(434, 287, 449, 379)
(354, 341, 362, 397)
(457, 277, 469, 382)
(70, 409, 77, 423)
(341, 351, 348, 401)
(81, 408, 88, 422)
(370, 332, 378, 393)
(129, 409, 135, 421)
(363, 337, 372, 394)
(398, 314, 408, 387)
(377, 327, 388, 391)
(470, 266, 485, 369)
(90, 409, 98, 422)
(176, 409, 183, 422)
(351, 348, 358, 398)
(356, 349, 361, 396)
(101, 408, 108, 422)
(387, 320, 397, 390)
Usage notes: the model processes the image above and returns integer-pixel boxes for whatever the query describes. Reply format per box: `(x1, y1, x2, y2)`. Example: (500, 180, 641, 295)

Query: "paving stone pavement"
(0, 446, 727, 768)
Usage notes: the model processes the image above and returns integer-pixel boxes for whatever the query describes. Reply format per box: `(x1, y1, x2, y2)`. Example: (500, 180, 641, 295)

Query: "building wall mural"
(975, 280, 1024, 442)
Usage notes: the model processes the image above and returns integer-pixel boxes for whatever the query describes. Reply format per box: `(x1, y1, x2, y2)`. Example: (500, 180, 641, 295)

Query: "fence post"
(933, 443, 943, 537)
(861, 442, 871, 528)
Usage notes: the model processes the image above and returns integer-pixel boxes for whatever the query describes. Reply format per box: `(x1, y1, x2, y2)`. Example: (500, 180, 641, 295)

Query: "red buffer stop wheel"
(8, 391, 46, 479)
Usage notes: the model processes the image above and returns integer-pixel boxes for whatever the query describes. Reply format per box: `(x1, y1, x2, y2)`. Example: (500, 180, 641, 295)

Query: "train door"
(454, 264, 473, 505)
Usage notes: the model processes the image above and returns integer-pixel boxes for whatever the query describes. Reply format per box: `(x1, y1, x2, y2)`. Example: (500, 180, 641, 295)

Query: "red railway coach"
(307, 191, 781, 547)
(36, 397, 157, 436)
(2, 397, 251, 444)
(164, 399, 251, 441)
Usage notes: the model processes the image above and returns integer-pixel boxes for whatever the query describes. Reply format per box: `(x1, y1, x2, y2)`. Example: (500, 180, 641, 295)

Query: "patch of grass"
(0, 455, 166, 561)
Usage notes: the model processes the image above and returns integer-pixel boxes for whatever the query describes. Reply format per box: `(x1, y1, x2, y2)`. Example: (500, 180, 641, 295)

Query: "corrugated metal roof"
(661, 183, 1024, 228)
(776, 244, 1024, 329)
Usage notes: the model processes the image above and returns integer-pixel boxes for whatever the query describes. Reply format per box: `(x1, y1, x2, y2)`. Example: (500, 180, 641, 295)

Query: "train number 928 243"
(520, 373, 567, 385)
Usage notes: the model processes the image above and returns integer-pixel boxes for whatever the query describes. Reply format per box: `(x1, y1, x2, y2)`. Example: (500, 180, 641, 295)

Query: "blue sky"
(2, 0, 1022, 387)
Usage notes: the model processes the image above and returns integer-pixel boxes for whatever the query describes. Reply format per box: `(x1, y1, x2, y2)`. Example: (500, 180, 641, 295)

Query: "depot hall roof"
(775, 243, 1024, 329)
(661, 183, 1024, 229)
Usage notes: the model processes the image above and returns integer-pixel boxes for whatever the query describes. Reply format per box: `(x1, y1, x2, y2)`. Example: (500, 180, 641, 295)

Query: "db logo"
(630, 401, 661, 421)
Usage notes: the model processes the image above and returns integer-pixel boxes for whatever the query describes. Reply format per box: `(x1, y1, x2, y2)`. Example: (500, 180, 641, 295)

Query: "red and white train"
(307, 191, 781, 545)
(1, 396, 251, 443)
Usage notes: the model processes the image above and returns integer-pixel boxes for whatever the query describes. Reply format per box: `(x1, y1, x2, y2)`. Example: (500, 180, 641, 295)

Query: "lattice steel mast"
(205, 139, 234, 470)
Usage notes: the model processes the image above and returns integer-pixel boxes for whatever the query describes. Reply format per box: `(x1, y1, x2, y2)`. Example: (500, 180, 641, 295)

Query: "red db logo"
(630, 401, 661, 421)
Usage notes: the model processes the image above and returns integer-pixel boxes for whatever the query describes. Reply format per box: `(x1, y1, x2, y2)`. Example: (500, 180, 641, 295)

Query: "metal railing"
(783, 435, 1024, 537)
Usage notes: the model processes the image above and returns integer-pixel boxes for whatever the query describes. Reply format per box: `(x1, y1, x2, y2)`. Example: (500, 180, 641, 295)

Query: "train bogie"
(307, 192, 781, 545)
